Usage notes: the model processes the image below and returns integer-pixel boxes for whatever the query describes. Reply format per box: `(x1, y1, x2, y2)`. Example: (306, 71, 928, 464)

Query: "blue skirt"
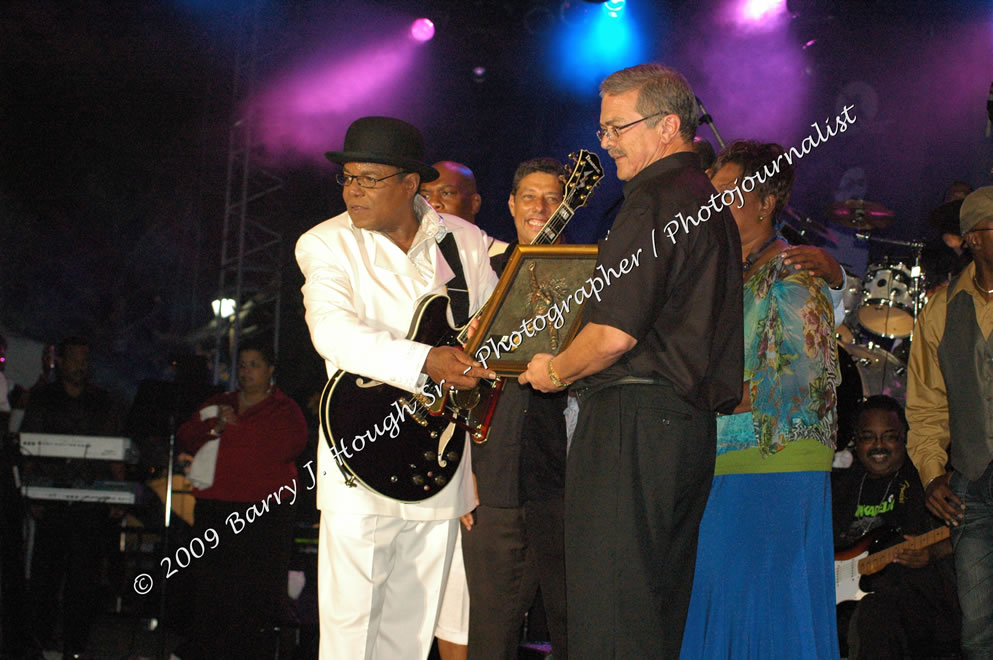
(679, 471, 839, 660)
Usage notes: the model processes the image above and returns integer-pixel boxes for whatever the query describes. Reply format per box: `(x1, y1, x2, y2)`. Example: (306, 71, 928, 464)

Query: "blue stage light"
(549, 0, 645, 92)
(605, 0, 626, 18)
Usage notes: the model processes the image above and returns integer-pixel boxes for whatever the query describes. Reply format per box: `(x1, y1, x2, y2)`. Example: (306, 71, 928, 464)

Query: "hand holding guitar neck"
(892, 538, 930, 568)
(423, 346, 495, 390)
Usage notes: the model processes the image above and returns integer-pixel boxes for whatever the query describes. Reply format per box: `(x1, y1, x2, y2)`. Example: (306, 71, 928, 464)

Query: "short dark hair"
(510, 158, 565, 196)
(57, 336, 89, 358)
(856, 395, 908, 437)
(712, 140, 796, 223)
(238, 338, 275, 367)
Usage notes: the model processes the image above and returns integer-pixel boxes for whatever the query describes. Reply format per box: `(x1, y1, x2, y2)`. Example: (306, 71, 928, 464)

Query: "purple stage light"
(248, 38, 419, 163)
(741, 0, 785, 23)
(410, 18, 435, 42)
(693, 0, 808, 148)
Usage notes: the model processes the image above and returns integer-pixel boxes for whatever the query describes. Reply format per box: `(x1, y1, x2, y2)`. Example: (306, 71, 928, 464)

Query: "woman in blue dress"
(680, 140, 840, 659)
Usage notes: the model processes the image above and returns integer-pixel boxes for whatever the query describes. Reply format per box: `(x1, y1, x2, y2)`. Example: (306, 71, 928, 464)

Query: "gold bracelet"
(547, 359, 569, 388)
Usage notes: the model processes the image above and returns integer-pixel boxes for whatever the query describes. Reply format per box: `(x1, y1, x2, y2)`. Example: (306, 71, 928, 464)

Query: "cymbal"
(827, 199, 895, 230)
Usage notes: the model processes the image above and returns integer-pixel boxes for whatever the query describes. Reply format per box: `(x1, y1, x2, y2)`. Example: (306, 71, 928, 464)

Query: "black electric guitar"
(318, 150, 603, 502)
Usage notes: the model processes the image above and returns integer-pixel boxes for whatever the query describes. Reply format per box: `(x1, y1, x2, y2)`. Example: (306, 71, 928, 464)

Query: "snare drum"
(858, 262, 918, 338)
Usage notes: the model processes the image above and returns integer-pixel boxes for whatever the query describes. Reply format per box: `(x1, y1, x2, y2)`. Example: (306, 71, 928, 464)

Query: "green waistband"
(714, 436, 834, 475)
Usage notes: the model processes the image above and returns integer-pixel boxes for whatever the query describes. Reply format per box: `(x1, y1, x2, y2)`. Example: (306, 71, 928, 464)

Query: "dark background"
(4, 0, 993, 409)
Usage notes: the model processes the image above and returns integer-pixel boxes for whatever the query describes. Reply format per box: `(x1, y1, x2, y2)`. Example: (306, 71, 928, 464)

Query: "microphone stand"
(696, 96, 726, 149)
(159, 414, 176, 659)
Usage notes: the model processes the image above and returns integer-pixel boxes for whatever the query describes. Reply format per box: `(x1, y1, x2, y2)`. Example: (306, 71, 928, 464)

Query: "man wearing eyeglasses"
(519, 63, 744, 658)
(295, 116, 498, 660)
(908, 186, 993, 659)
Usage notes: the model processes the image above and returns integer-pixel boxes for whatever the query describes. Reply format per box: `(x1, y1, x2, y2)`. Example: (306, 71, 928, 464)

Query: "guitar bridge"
(450, 388, 481, 410)
(443, 378, 504, 444)
(399, 396, 429, 426)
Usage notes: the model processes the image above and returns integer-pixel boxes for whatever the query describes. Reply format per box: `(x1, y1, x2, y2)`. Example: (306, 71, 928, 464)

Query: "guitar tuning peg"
(569, 152, 576, 160)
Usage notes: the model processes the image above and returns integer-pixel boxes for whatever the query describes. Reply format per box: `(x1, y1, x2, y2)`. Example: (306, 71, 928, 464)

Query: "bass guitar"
(834, 525, 950, 603)
(319, 150, 604, 501)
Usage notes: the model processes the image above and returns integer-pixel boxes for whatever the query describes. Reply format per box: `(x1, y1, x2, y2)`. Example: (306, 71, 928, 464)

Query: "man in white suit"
(295, 116, 498, 659)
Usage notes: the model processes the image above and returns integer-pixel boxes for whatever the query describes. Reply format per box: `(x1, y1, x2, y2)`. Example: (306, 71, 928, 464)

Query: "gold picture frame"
(464, 244, 599, 376)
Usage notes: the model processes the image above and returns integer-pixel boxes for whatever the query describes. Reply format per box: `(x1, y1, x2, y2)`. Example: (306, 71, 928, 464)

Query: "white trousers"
(434, 526, 469, 645)
(318, 511, 458, 660)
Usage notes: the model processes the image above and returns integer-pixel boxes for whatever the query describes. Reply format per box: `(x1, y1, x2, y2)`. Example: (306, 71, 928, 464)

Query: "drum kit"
(784, 199, 929, 447)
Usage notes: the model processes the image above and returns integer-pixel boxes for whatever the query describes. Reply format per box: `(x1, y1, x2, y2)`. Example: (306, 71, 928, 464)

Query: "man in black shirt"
(462, 157, 570, 659)
(21, 336, 121, 658)
(520, 63, 743, 658)
(833, 395, 959, 659)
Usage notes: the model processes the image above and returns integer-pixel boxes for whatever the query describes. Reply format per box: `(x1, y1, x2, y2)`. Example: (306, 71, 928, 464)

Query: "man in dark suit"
(461, 157, 570, 659)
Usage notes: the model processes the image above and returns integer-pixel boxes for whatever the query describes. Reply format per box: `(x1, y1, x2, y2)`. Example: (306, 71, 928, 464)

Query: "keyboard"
(18, 433, 136, 462)
(21, 480, 140, 505)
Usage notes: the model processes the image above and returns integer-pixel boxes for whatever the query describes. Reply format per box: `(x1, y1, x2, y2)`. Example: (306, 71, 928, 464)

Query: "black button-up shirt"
(578, 151, 744, 414)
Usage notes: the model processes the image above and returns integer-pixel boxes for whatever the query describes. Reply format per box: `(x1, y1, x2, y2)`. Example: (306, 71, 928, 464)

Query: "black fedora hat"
(325, 116, 439, 182)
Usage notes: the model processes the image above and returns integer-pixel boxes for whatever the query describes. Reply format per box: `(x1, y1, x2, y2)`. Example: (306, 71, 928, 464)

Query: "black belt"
(572, 376, 671, 405)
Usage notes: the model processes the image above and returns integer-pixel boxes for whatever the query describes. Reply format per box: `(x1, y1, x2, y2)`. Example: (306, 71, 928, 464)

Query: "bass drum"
(858, 262, 919, 338)
(835, 343, 907, 448)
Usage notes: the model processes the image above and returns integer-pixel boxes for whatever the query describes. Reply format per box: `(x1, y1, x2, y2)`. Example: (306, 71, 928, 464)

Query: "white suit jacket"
(295, 196, 498, 520)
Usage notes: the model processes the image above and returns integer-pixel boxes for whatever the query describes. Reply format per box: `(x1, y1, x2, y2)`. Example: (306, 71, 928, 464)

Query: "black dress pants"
(565, 383, 715, 660)
(177, 498, 295, 660)
(28, 502, 108, 656)
(847, 575, 961, 659)
(462, 497, 568, 660)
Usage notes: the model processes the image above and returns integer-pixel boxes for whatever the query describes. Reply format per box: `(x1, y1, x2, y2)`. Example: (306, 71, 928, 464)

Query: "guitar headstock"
(563, 149, 604, 210)
(528, 148, 604, 246)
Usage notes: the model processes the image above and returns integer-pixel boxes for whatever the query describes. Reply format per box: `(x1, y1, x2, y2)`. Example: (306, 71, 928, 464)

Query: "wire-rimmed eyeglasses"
(336, 170, 408, 188)
(596, 111, 668, 142)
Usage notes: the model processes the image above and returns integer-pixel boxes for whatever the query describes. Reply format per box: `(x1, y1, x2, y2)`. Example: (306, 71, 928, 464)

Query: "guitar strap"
(438, 233, 470, 326)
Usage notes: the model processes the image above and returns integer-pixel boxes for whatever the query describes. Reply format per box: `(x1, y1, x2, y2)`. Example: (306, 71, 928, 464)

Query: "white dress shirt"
(295, 196, 498, 520)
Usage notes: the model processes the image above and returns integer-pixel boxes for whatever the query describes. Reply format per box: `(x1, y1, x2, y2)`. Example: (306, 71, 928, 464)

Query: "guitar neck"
(530, 203, 574, 246)
(857, 526, 950, 576)
(453, 191, 578, 346)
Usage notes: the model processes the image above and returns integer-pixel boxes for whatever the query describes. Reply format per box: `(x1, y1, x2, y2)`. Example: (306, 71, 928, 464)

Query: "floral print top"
(714, 251, 839, 475)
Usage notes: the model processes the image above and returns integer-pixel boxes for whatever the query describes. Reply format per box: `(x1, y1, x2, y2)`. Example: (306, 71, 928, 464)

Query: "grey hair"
(600, 63, 698, 142)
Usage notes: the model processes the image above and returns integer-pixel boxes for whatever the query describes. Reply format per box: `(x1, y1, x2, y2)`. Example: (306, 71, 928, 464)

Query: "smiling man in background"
(833, 396, 959, 659)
